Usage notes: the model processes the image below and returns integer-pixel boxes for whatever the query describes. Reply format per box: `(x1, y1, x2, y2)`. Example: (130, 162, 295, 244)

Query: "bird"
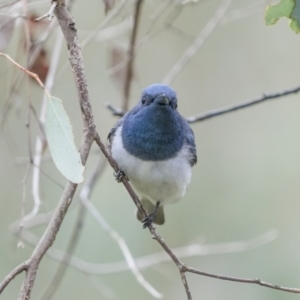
(108, 84, 197, 228)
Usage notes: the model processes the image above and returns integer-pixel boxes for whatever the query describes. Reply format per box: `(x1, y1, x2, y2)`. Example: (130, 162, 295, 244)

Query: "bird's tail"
(136, 198, 165, 225)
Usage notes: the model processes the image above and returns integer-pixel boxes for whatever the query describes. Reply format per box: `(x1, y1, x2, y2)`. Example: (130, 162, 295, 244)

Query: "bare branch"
(162, 0, 231, 85)
(38, 157, 107, 300)
(184, 266, 300, 294)
(23, 30, 64, 223)
(54, 0, 128, 84)
(34, 2, 57, 22)
(106, 103, 124, 116)
(0, 261, 29, 294)
(122, 0, 143, 112)
(13, 229, 278, 275)
(221, 0, 267, 24)
(179, 269, 192, 300)
(0, 53, 49, 94)
(186, 85, 300, 123)
(37, 205, 87, 300)
(0, 18, 57, 131)
(81, 193, 163, 299)
(17, 2, 97, 298)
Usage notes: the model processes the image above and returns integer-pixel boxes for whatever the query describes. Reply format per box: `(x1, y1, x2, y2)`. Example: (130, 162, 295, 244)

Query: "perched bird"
(108, 84, 197, 228)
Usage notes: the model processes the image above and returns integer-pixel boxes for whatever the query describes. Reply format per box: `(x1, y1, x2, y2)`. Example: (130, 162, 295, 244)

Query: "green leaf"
(46, 96, 84, 184)
(265, 0, 300, 33)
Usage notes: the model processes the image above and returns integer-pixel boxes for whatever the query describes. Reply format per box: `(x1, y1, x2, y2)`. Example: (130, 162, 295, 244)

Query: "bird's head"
(139, 84, 178, 110)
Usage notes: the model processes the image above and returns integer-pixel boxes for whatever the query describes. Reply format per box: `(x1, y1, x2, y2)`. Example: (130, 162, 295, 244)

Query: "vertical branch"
(162, 0, 231, 85)
(23, 31, 64, 223)
(36, 205, 87, 300)
(18, 1, 97, 299)
(38, 156, 107, 300)
(122, 0, 143, 112)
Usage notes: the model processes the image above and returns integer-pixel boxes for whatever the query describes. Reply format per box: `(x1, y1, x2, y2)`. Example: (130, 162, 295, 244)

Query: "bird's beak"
(154, 94, 170, 105)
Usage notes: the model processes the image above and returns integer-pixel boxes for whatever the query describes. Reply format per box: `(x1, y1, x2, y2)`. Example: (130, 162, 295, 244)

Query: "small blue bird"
(108, 84, 197, 228)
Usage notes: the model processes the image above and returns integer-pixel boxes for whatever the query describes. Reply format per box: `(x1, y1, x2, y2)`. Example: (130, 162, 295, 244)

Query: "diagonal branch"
(81, 192, 163, 298)
(187, 85, 300, 123)
(162, 0, 231, 85)
(107, 84, 300, 124)
(122, 0, 143, 112)
(11, 229, 278, 275)
(184, 266, 300, 293)
(16, 2, 97, 299)
(0, 261, 29, 294)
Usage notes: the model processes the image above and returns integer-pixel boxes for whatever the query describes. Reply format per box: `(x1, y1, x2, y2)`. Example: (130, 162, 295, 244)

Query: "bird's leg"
(142, 201, 160, 229)
(114, 170, 127, 182)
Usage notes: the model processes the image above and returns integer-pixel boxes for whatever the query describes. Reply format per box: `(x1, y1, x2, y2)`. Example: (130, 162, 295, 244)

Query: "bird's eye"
(175, 104, 178, 109)
(141, 97, 146, 104)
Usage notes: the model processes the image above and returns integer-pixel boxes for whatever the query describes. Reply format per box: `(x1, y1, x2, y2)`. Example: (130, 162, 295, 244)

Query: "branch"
(0, 53, 49, 93)
(17, 2, 97, 299)
(23, 28, 64, 224)
(106, 103, 124, 116)
(37, 207, 86, 300)
(162, 0, 231, 85)
(81, 189, 163, 298)
(12, 229, 278, 275)
(0, 18, 57, 130)
(34, 2, 57, 22)
(184, 266, 300, 293)
(186, 85, 300, 123)
(0, 261, 29, 294)
(38, 156, 107, 300)
(107, 84, 300, 124)
(54, 0, 127, 84)
(122, 0, 143, 112)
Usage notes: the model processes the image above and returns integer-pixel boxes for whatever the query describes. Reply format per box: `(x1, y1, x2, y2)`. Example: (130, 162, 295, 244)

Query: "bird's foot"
(142, 213, 156, 229)
(114, 170, 126, 182)
(141, 201, 161, 229)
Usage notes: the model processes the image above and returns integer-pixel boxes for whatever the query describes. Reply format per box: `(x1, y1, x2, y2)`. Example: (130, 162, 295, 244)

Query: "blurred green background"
(1, 0, 300, 299)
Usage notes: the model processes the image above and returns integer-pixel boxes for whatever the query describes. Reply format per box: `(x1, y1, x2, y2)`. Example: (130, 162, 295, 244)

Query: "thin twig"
(54, 0, 128, 84)
(23, 31, 64, 223)
(12, 229, 278, 275)
(0, 53, 49, 94)
(0, 261, 29, 294)
(222, 0, 267, 24)
(106, 103, 124, 116)
(81, 194, 163, 299)
(0, 19, 56, 131)
(122, 0, 143, 112)
(17, 2, 97, 298)
(184, 266, 300, 293)
(186, 85, 300, 123)
(162, 0, 231, 85)
(19, 162, 31, 248)
(34, 2, 57, 22)
(0, 0, 19, 9)
(107, 3, 183, 79)
(107, 85, 300, 124)
(38, 156, 107, 300)
(37, 205, 87, 300)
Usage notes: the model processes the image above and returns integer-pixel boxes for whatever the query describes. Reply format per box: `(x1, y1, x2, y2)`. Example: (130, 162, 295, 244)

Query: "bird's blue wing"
(107, 103, 143, 148)
(180, 117, 197, 167)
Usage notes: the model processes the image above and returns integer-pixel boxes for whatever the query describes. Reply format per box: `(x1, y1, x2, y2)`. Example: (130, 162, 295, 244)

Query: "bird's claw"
(114, 170, 126, 182)
(142, 213, 155, 229)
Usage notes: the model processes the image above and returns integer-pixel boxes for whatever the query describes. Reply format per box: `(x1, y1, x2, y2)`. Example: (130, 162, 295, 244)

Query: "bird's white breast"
(111, 126, 192, 205)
